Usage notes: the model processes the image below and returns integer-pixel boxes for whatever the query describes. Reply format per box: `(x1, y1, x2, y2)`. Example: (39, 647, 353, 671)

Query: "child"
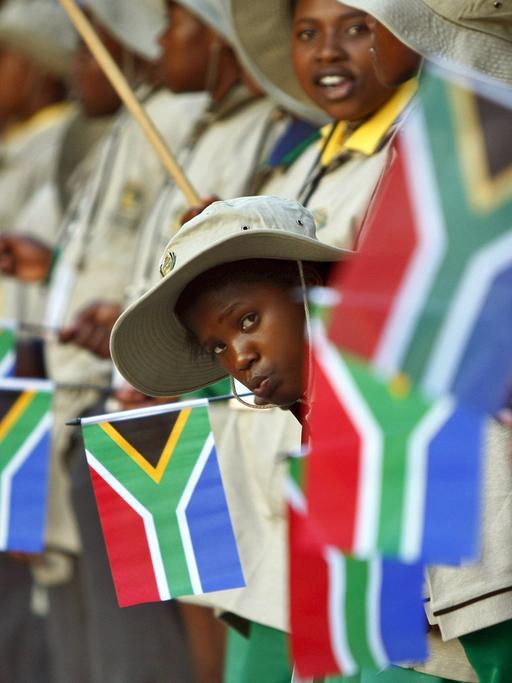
(110, 195, 345, 405)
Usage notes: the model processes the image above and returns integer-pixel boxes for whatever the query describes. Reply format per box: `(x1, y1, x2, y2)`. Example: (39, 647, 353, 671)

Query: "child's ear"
(302, 263, 328, 288)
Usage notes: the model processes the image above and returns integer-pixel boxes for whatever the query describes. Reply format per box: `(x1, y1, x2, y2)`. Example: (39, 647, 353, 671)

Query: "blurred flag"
(288, 459, 427, 679)
(0, 323, 15, 378)
(306, 317, 484, 564)
(82, 403, 245, 607)
(329, 67, 512, 414)
(0, 378, 53, 552)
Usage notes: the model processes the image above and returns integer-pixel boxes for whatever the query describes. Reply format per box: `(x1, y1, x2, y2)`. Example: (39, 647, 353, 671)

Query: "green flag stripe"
(401, 78, 511, 380)
(343, 557, 379, 669)
(343, 356, 431, 556)
(0, 329, 15, 361)
(0, 393, 51, 471)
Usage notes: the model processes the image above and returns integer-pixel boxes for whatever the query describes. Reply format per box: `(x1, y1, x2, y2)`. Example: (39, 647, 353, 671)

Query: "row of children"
(0, 0, 511, 681)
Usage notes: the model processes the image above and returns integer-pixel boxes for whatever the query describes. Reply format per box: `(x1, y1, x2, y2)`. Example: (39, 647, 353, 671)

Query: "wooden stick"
(59, 0, 201, 206)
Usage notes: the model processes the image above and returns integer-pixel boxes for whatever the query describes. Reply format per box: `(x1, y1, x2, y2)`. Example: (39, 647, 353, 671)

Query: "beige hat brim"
(111, 231, 344, 397)
(346, 0, 512, 86)
(0, 28, 73, 76)
(230, 0, 329, 122)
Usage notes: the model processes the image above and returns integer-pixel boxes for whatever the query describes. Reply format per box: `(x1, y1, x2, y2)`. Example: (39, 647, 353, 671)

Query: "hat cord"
(229, 261, 312, 413)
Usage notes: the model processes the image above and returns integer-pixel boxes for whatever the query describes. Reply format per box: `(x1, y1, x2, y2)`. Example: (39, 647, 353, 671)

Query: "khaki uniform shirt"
(126, 87, 284, 304)
(42, 90, 207, 555)
(0, 103, 76, 325)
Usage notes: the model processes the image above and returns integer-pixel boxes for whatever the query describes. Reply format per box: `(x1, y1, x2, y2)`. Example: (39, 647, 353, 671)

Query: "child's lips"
(313, 70, 356, 102)
(251, 375, 276, 399)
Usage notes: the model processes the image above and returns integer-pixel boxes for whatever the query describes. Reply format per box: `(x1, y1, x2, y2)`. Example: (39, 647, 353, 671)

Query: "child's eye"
(346, 23, 368, 37)
(296, 28, 317, 42)
(212, 342, 227, 356)
(241, 313, 258, 332)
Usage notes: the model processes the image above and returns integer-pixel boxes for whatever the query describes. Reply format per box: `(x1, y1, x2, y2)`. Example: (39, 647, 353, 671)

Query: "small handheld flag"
(0, 377, 53, 552)
(307, 318, 484, 564)
(82, 403, 245, 607)
(329, 67, 512, 414)
(288, 465, 427, 679)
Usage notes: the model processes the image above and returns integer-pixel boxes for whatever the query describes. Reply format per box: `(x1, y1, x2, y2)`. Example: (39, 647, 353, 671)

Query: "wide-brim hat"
(178, 0, 233, 42)
(222, 0, 330, 126)
(0, 0, 76, 76)
(81, 0, 167, 60)
(228, 0, 330, 125)
(111, 196, 347, 397)
(346, 0, 512, 86)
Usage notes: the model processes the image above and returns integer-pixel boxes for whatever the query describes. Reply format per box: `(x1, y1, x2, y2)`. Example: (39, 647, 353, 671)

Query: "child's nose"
(233, 339, 258, 372)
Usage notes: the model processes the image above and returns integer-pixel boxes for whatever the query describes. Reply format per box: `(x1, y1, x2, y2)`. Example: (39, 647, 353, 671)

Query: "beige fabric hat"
(178, 0, 233, 41)
(345, 0, 512, 85)
(0, 0, 76, 76)
(229, 0, 331, 123)
(224, 0, 328, 124)
(81, 0, 166, 60)
(110, 196, 347, 397)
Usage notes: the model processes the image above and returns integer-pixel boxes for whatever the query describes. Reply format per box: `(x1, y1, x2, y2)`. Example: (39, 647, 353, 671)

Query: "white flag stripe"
(313, 322, 383, 557)
(401, 398, 454, 561)
(176, 433, 215, 595)
(373, 107, 447, 375)
(423, 231, 512, 397)
(286, 477, 308, 514)
(0, 413, 52, 549)
(0, 377, 54, 393)
(85, 451, 171, 601)
(0, 351, 15, 378)
(325, 548, 358, 676)
(367, 558, 388, 668)
(80, 396, 210, 426)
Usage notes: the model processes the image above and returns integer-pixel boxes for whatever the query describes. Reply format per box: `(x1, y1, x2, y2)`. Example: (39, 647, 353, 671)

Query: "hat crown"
(159, 196, 318, 278)
(81, 0, 166, 59)
(176, 0, 233, 40)
(427, 0, 512, 40)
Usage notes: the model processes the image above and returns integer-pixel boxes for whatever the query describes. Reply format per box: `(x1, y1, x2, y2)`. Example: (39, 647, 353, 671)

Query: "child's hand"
(59, 301, 122, 358)
(0, 234, 52, 282)
(180, 195, 219, 226)
(113, 382, 176, 411)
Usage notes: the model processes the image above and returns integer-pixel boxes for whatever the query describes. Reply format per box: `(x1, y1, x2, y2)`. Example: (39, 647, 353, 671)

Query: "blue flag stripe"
(8, 425, 51, 551)
(380, 559, 427, 663)
(184, 443, 245, 593)
(421, 407, 484, 563)
(451, 266, 512, 413)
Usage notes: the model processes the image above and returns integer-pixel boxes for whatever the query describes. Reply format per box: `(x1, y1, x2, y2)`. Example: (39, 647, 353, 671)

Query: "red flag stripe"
(329, 141, 419, 359)
(90, 468, 161, 607)
(289, 505, 340, 677)
(307, 351, 362, 550)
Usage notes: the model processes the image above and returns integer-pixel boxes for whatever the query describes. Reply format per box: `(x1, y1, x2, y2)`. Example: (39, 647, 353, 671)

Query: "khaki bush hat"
(0, 0, 76, 76)
(110, 196, 347, 397)
(178, 0, 233, 41)
(224, 0, 328, 124)
(81, 0, 166, 60)
(229, 0, 332, 123)
(346, 0, 512, 85)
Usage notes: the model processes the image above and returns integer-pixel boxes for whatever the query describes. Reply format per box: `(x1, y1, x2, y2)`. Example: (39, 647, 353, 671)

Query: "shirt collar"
(319, 78, 418, 167)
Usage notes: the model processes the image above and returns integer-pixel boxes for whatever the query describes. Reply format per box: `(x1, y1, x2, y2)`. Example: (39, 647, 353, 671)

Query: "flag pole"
(67, 392, 255, 426)
(58, 0, 201, 207)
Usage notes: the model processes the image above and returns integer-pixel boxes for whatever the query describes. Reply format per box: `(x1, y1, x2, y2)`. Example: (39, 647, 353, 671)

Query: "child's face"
(365, 16, 422, 87)
(157, 1, 216, 92)
(291, 0, 393, 121)
(182, 280, 306, 407)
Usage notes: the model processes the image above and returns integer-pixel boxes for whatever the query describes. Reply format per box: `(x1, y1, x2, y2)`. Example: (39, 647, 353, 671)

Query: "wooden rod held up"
(59, 0, 201, 207)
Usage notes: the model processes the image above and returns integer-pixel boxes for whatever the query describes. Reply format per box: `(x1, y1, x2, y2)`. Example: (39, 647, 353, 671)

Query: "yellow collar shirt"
(261, 79, 417, 250)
